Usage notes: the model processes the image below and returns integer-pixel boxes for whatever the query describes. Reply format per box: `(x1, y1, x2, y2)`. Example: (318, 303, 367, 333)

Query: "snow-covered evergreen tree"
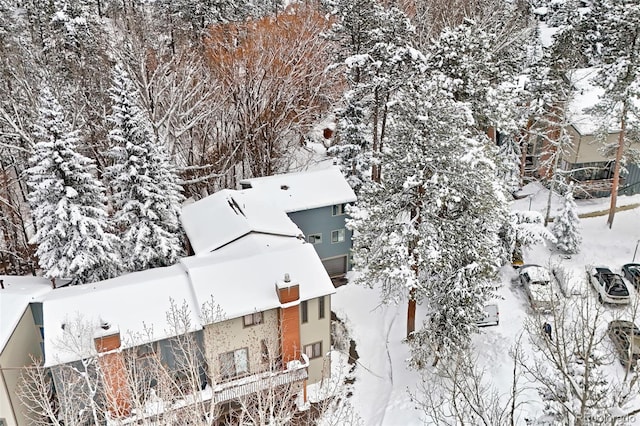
(106, 64, 184, 273)
(553, 185, 581, 254)
(348, 73, 509, 361)
(497, 136, 522, 194)
(27, 87, 122, 284)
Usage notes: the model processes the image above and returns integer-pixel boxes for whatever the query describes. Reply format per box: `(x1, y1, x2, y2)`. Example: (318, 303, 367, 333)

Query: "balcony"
(212, 355, 309, 404)
(109, 355, 309, 425)
(571, 177, 625, 198)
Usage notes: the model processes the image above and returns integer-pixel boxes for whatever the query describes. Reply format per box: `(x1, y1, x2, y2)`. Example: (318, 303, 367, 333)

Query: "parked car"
(586, 265, 630, 304)
(476, 304, 499, 327)
(607, 320, 640, 369)
(622, 263, 640, 290)
(518, 265, 557, 312)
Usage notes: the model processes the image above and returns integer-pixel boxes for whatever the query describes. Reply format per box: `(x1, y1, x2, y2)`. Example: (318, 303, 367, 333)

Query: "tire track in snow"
(378, 305, 398, 426)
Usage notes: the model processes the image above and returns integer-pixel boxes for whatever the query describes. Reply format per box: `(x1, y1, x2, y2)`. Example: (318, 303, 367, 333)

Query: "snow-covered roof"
(39, 263, 201, 367)
(181, 235, 335, 321)
(567, 68, 613, 136)
(0, 276, 55, 353)
(239, 166, 357, 213)
(38, 235, 334, 367)
(180, 189, 302, 255)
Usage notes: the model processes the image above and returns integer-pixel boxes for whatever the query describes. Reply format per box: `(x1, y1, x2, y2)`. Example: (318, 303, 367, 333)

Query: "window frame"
(331, 229, 345, 244)
(301, 300, 308, 323)
(308, 233, 322, 244)
(219, 347, 250, 380)
(332, 203, 346, 216)
(318, 296, 325, 320)
(303, 341, 323, 359)
(243, 312, 263, 327)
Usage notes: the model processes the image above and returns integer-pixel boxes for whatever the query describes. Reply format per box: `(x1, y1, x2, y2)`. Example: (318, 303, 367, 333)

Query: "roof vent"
(284, 273, 290, 283)
(100, 320, 111, 330)
(280, 185, 289, 190)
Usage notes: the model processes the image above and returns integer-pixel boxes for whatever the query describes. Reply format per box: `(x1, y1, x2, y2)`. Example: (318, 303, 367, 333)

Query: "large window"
(301, 300, 308, 323)
(304, 342, 322, 359)
(220, 348, 249, 379)
(331, 229, 345, 243)
(243, 312, 263, 327)
(318, 296, 325, 319)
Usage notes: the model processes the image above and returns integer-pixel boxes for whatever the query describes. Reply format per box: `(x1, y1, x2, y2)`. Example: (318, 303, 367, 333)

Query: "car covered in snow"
(518, 265, 557, 313)
(622, 263, 640, 290)
(607, 320, 640, 370)
(476, 304, 499, 327)
(586, 266, 630, 305)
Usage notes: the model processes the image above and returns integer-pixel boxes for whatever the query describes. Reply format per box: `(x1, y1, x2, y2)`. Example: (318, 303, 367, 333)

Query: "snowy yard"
(332, 187, 640, 425)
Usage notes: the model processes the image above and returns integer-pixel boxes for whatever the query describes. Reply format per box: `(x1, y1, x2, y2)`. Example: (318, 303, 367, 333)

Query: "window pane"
(318, 296, 325, 319)
(304, 345, 313, 358)
(314, 342, 322, 357)
(254, 312, 263, 324)
(301, 300, 308, 323)
(220, 352, 235, 378)
(243, 314, 253, 326)
(235, 349, 248, 375)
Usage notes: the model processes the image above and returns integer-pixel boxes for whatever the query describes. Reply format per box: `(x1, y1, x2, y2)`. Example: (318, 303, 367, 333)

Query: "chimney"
(275, 274, 301, 366)
(94, 332, 131, 417)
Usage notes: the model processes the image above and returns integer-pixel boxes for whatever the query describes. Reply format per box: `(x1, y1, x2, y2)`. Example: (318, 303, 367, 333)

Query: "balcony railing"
(109, 355, 309, 425)
(571, 177, 625, 198)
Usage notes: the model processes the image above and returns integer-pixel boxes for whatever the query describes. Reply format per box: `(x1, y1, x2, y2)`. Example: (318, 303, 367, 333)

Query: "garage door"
(322, 256, 347, 277)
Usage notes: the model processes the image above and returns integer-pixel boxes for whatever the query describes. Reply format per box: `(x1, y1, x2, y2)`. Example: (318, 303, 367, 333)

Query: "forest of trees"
(2, 0, 640, 421)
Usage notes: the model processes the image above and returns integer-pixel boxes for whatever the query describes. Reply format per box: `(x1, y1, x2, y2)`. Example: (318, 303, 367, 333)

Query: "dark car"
(586, 265, 630, 304)
(608, 320, 640, 369)
(622, 263, 640, 289)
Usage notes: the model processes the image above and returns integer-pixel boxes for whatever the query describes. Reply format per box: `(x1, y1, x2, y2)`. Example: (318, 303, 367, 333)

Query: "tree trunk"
(607, 109, 626, 229)
(407, 289, 416, 338)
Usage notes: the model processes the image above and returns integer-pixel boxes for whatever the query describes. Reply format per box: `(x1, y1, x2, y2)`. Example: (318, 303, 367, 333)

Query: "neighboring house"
(239, 166, 357, 277)
(0, 276, 57, 426)
(0, 183, 336, 424)
(524, 68, 640, 198)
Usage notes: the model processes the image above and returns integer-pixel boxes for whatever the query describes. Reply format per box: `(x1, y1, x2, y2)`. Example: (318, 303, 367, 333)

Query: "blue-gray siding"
(621, 163, 640, 196)
(287, 206, 352, 264)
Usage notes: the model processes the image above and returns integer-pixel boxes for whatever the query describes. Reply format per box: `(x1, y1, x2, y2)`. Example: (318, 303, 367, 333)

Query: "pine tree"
(27, 87, 122, 284)
(106, 64, 184, 273)
(348, 74, 508, 360)
(553, 185, 581, 255)
(497, 136, 522, 194)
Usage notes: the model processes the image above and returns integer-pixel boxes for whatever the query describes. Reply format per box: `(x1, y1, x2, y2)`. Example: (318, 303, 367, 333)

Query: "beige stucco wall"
(203, 309, 279, 382)
(0, 307, 42, 426)
(566, 126, 620, 163)
(300, 296, 331, 384)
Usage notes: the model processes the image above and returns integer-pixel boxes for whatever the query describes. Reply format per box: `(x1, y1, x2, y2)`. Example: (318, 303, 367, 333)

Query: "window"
(243, 312, 263, 327)
(0, 419, 6, 426)
(301, 300, 308, 323)
(331, 229, 345, 243)
(304, 342, 322, 359)
(332, 203, 346, 216)
(219, 348, 249, 379)
(318, 296, 325, 319)
(570, 161, 614, 181)
(308, 233, 322, 244)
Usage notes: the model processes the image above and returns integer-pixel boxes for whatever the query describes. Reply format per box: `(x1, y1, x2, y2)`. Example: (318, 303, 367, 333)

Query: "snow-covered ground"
(332, 184, 640, 425)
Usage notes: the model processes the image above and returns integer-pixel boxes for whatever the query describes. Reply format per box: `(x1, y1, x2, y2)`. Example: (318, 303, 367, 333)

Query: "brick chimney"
(275, 273, 301, 365)
(94, 332, 131, 418)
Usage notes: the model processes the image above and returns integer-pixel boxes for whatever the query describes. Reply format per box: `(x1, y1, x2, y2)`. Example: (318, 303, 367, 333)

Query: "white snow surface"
(567, 67, 610, 135)
(180, 189, 302, 255)
(239, 165, 357, 213)
(38, 234, 334, 367)
(334, 184, 640, 425)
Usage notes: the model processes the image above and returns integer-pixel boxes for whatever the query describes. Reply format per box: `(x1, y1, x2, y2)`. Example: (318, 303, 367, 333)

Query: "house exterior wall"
(300, 296, 331, 384)
(567, 127, 620, 163)
(288, 206, 352, 264)
(203, 309, 280, 382)
(0, 307, 43, 426)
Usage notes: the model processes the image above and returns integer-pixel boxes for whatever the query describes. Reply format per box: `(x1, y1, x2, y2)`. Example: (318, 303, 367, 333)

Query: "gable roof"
(180, 189, 302, 255)
(39, 264, 200, 367)
(239, 166, 357, 213)
(37, 235, 335, 367)
(0, 276, 56, 353)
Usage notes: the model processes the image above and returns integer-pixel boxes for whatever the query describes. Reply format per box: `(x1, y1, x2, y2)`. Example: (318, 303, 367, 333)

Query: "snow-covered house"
(0, 276, 57, 426)
(238, 166, 357, 277)
(524, 68, 640, 198)
(31, 234, 335, 422)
